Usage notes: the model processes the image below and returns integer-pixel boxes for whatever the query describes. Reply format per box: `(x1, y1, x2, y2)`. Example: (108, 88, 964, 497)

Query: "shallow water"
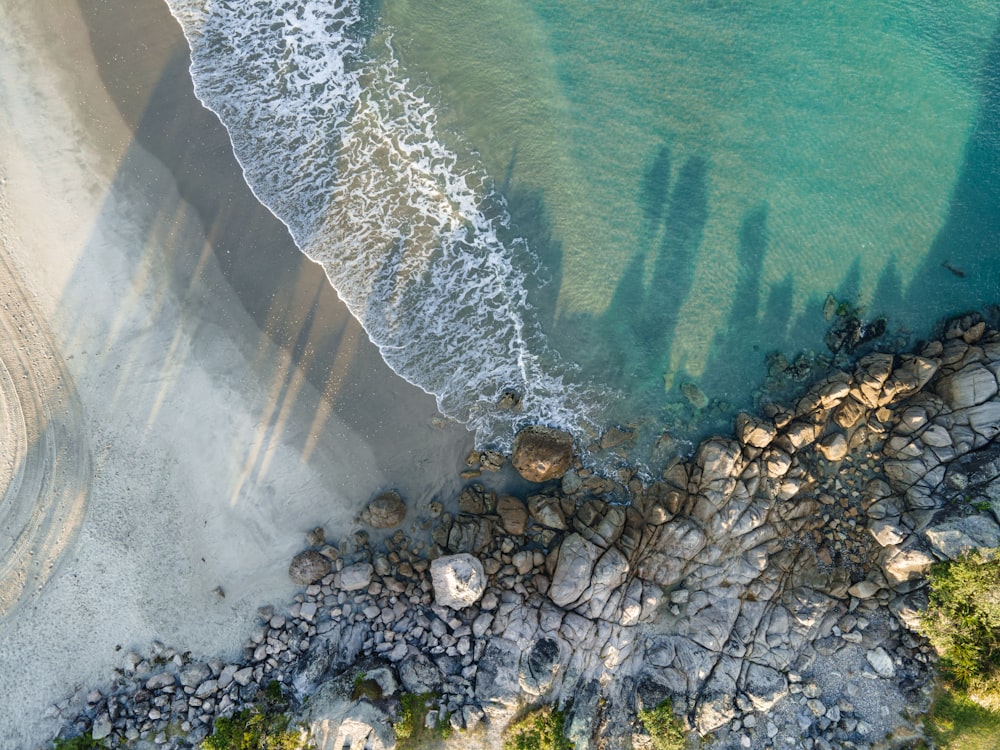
(165, 0, 1000, 470)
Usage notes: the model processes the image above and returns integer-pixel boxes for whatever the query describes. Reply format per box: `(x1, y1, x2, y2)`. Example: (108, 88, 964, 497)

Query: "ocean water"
(164, 0, 1000, 471)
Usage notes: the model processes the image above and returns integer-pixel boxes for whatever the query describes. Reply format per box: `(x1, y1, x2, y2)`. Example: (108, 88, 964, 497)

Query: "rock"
(548, 533, 602, 607)
(816, 432, 849, 462)
(744, 664, 787, 711)
(781, 421, 821, 451)
(866, 647, 895, 679)
(680, 381, 709, 409)
(496, 496, 529, 535)
(573, 500, 626, 548)
(195, 679, 219, 699)
(306, 527, 326, 547)
(399, 654, 443, 694)
(339, 563, 374, 591)
(360, 491, 407, 529)
(847, 580, 880, 599)
(512, 426, 574, 482)
(496, 388, 523, 411)
(145, 673, 176, 691)
(474, 638, 522, 707)
(735, 412, 776, 448)
(233, 667, 254, 686)
(869, 519, 906, 547)
(297, 682, 395, 750)
(697, 439, 741, 480)
(834, 397, 867, 430)
(923, 514, 1000, 561)
(180, 662, 212, 688)
(882, 544, 936, 589)
(600, 426, 634, 450)
(289, 550, 332, 585)
(935, 362, 998, 409)
(430, 554, 486, 609)
(528, 495, 567, 530)
(92, 714, 113, 741)
(519, 638, 561, 695)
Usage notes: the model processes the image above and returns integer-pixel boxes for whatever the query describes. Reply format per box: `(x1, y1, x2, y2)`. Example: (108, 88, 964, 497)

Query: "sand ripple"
(0, 252, 90, 618)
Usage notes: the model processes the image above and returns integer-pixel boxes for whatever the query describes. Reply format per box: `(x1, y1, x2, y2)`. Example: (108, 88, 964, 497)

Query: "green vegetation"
(52, 736, 104, 750)
(502, 706, 572, 750)
(638, 699, 692, 750)
(201, 681, 310, 750)
(923, 684, 1000, 749)
(918, 551, 1000, 706)
(394, 692, 451, 749)
(916, 551, 1000, 748)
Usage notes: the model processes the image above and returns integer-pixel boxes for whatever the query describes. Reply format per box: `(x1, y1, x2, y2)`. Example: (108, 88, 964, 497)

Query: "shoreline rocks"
(49, 313, 1000, 750)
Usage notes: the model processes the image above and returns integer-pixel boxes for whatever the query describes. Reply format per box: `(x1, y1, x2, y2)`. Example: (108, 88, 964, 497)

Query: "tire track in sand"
(0, 250, 90, 618)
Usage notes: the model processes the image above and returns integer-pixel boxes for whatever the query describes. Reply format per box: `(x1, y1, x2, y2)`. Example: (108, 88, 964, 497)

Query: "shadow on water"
(901, 19, 1000, 323)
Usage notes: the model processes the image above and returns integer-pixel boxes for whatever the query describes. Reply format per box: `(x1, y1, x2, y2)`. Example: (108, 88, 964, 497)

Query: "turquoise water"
(167, 0, 1000, 471)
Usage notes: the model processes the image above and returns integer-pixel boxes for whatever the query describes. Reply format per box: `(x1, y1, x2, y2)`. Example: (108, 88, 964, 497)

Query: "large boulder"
(512, 426, 574, 482)
(360, 491, 407, 529)
(935, 363, 998, 410)
(289, 550, 332, 585)
(430, 553, 486, 609)
(548, 533, 602, 608)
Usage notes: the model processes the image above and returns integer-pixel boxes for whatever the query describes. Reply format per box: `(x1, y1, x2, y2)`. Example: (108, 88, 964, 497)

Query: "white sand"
(0, 3, 471, 746)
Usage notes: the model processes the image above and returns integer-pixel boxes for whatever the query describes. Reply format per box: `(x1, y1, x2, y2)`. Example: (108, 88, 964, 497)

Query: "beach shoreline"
(0, 1, 473, 745)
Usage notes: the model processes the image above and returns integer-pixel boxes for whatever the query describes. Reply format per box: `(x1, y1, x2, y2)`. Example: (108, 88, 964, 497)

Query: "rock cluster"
(50, 314, 1000, 750)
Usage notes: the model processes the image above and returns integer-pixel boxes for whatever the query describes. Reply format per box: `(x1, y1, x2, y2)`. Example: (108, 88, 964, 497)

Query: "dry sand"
(0, 1, 473, 745)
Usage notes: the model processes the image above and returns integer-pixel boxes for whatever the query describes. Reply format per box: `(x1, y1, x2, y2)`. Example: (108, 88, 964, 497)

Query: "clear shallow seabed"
(164, 0, 1000, 472)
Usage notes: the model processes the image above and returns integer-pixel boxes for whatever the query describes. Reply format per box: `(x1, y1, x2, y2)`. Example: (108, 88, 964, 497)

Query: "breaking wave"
(163, 0, 603, 449)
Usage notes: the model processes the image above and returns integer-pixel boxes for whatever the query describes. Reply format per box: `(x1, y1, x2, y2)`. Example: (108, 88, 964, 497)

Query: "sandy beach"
(0, 1, 472, 745)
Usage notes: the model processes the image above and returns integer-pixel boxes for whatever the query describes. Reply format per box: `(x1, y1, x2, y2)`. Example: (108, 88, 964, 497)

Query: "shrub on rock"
(919, 550, 1000, 709)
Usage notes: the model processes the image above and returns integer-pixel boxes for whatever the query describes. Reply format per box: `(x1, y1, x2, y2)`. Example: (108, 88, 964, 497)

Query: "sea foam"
(163, 0, 603, 450)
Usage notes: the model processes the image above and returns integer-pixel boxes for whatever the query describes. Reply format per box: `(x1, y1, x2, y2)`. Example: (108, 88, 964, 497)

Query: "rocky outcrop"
(512, 426, 574, 482)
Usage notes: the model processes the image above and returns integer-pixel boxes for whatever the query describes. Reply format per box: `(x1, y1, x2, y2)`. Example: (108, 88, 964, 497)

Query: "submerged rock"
(512, 426, 574, 482)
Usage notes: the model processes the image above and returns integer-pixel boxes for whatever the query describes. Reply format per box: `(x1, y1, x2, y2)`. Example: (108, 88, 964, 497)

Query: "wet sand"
(0, 1, 472, 745)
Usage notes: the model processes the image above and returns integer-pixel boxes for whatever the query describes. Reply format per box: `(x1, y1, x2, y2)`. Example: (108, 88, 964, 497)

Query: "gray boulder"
(935, 363, 998, 409)
(430, 554, 486, 609)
